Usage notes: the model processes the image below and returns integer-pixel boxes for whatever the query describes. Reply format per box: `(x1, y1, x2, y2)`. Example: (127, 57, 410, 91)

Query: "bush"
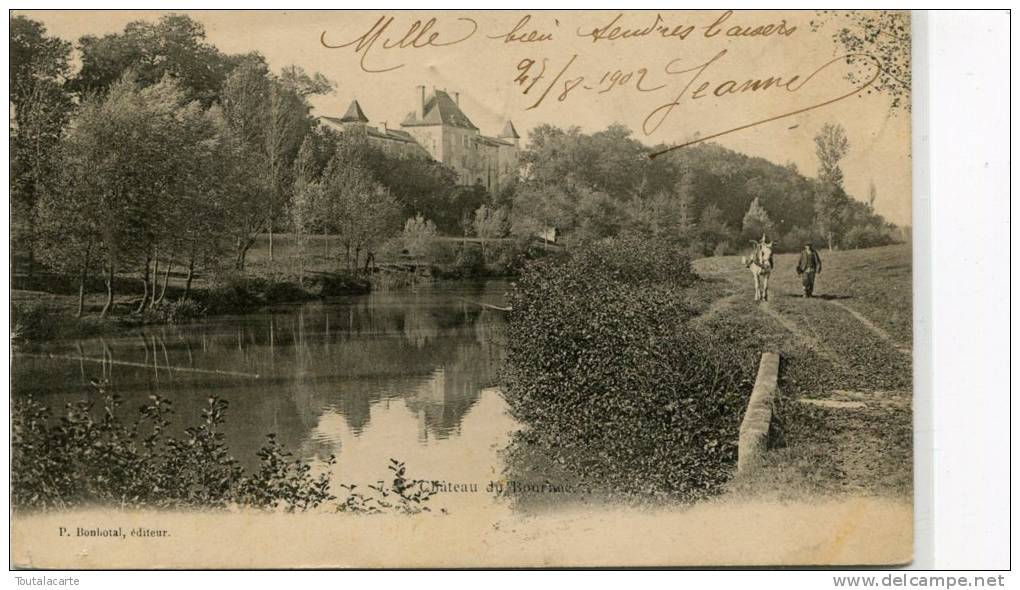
(574, 233, 696, 287)
(200, 273, 263, 314)
(313, 272, 371, 297)
(11, 389, 438, 514)
(11, 301, 62, 342)
(198, 271, 369, 313)
(500, 236, 757, 501)
(149, 298, 207, 324)
(11, 301, 107, 344)
(11, 392, 332, 511)
(842, 224, 895, 250)
(779, 225, 820, 253)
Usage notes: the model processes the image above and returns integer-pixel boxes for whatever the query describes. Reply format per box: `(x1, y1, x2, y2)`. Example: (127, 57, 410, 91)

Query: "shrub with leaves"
(500, 235, 758, 501)
(336, 460, 438, 515)
(11, 387, 433, 514)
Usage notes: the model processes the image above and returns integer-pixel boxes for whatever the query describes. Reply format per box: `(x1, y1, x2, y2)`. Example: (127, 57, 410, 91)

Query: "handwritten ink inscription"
(320, 11, 883, 151)
(320, 15, 477, 73)
(487, 14, 556, 44)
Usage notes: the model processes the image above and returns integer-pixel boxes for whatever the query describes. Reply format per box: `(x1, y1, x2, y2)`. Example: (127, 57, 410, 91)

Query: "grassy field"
(692, 243, 913, 500)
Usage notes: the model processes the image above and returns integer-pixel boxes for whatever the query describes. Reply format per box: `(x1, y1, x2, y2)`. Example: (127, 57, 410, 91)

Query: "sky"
(18, 10, 914, 226)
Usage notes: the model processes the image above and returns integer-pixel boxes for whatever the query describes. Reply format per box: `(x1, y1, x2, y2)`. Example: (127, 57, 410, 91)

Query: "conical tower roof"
(499, 119, 520, 139)
(340, 99, 369, 123)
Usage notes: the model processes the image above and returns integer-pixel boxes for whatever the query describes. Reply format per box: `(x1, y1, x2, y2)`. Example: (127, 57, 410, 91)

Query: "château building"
(319, 86, 520, 194)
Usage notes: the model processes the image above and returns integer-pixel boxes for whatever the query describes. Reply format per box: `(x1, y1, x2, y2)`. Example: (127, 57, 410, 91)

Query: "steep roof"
(401, 89, 478, 130)
(340, 99, 369, 123)
(478, 135, 513, 148)
(499, 120, 520, 139)
(366, 127, 418, 144)
(318, 115, 422, 146)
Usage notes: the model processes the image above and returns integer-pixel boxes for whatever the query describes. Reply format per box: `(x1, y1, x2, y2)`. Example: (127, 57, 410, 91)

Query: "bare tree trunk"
(27, 243, 35, 284)
(323, 233, 328, 258)
(183, 256, 195, 302)
(150, 248, 159, 309)
(77, 274, 87, 318)
(297, 231, 305, 284)
(354, 246, 361, 274)
(101, 257, 115, 318)
(364, 251, 374, 274)
(76, 240, 93, 318)
(155, 256, 173, 304)
(268, 219, 274, 262)
(236, 237, 254, 271)
(345, 243, 351, 272)
(136, 254, 151, 314)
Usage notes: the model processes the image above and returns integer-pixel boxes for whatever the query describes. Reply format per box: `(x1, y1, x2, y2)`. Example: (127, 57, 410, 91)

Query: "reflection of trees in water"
(403, 340, 498, 440)
(13, 284, 510, 469)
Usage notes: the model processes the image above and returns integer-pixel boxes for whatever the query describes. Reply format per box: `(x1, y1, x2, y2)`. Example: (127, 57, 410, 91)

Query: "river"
(12, 280, 521, 513)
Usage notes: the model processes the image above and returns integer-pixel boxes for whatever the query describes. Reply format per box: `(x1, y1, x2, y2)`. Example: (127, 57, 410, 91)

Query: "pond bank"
(11, 270, 373, 345)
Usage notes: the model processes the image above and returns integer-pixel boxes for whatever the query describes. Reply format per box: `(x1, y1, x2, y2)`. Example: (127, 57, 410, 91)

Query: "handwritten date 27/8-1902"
(514, 50, 882, 155)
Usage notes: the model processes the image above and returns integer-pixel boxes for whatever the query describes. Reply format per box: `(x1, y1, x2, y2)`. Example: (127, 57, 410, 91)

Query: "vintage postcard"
(9, 9, 914, 568)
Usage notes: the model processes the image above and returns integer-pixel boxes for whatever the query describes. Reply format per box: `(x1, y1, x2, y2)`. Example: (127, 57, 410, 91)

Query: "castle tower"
(339, 99, 369, 128)
(499, 120, 521, 148)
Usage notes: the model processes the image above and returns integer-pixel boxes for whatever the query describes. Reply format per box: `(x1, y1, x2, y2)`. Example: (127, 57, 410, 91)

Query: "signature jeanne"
(514, 49, 882, 157)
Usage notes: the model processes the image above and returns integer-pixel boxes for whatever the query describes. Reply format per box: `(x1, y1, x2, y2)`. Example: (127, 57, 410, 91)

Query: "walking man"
(796, 243, 822, 298)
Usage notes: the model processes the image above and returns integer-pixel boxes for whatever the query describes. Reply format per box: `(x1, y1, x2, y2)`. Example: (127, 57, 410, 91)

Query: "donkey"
(743, 235, 774, 302)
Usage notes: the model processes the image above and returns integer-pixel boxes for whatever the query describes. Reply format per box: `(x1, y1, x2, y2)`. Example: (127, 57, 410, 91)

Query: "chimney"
(416, 85, 425, 121)
(454, 91, 460, 105)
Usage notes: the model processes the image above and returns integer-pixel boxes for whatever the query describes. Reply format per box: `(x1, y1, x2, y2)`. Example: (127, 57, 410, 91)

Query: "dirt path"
(824, 299, 911, 356)
(695, 251, 911, 390)
(693, 245, 914, 499)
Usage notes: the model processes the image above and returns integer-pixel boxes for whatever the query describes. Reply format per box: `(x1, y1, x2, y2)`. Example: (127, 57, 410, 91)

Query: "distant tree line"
(506, 122, 902, 256)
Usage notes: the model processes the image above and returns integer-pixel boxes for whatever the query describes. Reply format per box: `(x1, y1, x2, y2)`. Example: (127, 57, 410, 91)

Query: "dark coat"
(796, 249, 822, 274)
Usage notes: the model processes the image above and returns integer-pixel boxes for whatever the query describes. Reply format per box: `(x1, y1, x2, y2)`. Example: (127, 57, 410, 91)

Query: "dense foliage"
(11, 390, 437, 513)
(500, 235, 759, 500)
(511, 124, 901, 256)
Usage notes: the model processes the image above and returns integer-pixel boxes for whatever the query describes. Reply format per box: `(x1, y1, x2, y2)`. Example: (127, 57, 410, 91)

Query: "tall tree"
(72, 14, 235, 105)
(814, 123, 852, 250)
(289, 135, 321, 281)
(357, 187, 403, 273)
(10, 16, 74, 280)
(697, 204, 734, 255)
(742, 196, 774, 241)
(55, 74, 204, 316)
(220, 60, 332, 269)
(320, 136, 379, 271)
(402, 215, 439, 263)
(473, 205, 509, 262)
(815, 123, 850, 188)
(164, 104, 230, 302)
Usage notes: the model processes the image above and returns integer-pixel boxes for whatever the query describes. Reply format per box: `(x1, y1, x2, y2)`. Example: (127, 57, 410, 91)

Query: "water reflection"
(12, 281, 517, 509)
